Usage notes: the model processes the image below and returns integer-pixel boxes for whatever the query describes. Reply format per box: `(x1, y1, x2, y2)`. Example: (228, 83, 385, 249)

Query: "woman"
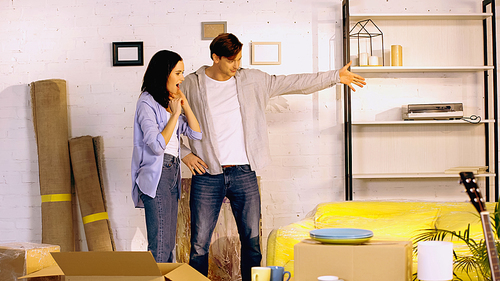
(131, 50, 201, 262)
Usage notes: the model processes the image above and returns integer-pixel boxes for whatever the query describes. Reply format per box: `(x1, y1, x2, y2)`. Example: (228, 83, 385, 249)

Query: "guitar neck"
(481, 212, 500, 281)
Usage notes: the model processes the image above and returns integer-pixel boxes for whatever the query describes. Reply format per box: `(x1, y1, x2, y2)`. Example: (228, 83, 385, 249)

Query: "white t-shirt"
(205, 74, 249, 165)
(164, 114, 179, 157)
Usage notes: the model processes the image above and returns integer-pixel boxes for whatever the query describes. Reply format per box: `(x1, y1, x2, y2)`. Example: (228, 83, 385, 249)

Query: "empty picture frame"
(202, 22, 227, 40)
(251, 42, 281, 65)
(112, 42, 144, 66)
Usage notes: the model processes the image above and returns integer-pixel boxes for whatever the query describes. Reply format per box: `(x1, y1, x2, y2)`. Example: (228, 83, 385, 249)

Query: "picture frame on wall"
(112, 42, 144, 66)
(201, 21, 227, 40)
(251, 42, 281, 65)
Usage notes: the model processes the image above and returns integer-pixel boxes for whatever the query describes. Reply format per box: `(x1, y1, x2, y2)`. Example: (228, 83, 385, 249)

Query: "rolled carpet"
(69, 136, 114, 251)
(30, 79, 74, 252)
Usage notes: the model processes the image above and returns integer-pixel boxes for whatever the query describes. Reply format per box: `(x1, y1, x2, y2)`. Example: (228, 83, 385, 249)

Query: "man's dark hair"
(141, 50, 182, 109)
(210, 33, 243, 60)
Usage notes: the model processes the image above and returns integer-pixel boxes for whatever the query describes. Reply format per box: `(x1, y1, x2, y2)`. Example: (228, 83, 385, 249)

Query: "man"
(179, 33, 365, 281)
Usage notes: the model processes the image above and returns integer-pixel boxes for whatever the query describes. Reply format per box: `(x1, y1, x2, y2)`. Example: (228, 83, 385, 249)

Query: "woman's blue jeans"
(189, 165, 262, 281)
(140, 154, 179, 263)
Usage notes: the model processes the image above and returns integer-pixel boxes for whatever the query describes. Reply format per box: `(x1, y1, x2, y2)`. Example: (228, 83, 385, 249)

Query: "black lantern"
(349, 19, 384, 66)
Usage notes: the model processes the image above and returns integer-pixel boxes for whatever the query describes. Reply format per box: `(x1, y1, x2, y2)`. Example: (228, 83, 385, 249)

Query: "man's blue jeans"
(140, 154, 179, 263)
(189, 165, 262, 281)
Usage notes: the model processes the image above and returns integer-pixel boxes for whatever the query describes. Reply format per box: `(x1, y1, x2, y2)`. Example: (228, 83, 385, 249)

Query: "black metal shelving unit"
(342, 0, 498, 201)
(342, 0, 353, 201)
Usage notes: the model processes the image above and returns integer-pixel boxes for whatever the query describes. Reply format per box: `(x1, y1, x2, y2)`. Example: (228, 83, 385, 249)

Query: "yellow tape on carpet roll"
(82, 212, 109, 225)
(41, 194, 72, 203)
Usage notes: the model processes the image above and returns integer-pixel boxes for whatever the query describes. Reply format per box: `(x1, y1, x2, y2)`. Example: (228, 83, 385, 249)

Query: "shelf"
(342, 0, 499, 201)
(351, 66, 494, 73)
(353, 173, 496, 179)
(350, 13, 493, 21)
(352, 120, 495, 125)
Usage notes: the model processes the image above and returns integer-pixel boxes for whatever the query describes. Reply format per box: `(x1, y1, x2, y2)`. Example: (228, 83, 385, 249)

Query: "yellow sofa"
(266, 201, 497, 279)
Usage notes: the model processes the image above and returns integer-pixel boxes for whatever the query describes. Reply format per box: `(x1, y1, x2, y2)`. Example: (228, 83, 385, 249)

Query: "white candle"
(368, 56, 379, 66)
(417, 241, 453, 281)
(359, 53, 368, 66)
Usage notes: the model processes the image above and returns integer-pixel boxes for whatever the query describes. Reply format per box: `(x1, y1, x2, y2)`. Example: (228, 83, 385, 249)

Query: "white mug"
(318, 276, 340, 281)
(252, 267, 271, 281)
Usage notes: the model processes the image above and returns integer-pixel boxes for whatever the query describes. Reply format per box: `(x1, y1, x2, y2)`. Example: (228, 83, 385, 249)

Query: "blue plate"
(310, 228, 373, 244)
(310, 236, 372, 244)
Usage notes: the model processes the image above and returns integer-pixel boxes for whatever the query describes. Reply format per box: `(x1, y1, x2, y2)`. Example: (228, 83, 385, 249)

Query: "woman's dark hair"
(141, 50, 182, 109)
(210, 33, 243, 60)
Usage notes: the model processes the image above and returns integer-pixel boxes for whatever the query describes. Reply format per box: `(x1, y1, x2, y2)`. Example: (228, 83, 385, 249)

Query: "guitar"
(460, 172, 500, 281)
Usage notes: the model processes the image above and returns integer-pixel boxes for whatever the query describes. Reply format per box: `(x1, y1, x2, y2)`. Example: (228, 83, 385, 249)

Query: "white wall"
(0, 0, 343, 251)
(0, 0, 495, 257)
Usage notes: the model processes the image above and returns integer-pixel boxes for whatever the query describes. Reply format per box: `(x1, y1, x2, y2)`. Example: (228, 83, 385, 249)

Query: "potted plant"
(412, 202, 500, 281)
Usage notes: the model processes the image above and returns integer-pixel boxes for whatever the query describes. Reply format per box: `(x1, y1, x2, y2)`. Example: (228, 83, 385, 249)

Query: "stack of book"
(444, 166, 488, 174)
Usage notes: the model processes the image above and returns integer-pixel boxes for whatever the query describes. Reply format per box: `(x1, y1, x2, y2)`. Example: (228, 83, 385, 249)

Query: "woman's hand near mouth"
(169, 88, 186, 106)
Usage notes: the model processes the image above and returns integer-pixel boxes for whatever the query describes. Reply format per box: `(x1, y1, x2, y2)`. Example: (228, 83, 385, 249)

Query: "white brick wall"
(0, 0, 345, 251)
(0, 0, 489, 259)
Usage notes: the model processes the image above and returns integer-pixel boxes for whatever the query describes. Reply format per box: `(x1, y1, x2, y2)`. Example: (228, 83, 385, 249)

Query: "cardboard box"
(294, 239, 412, 281)
(0, 242, 60, 281)
(20, 251, 210, 281)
